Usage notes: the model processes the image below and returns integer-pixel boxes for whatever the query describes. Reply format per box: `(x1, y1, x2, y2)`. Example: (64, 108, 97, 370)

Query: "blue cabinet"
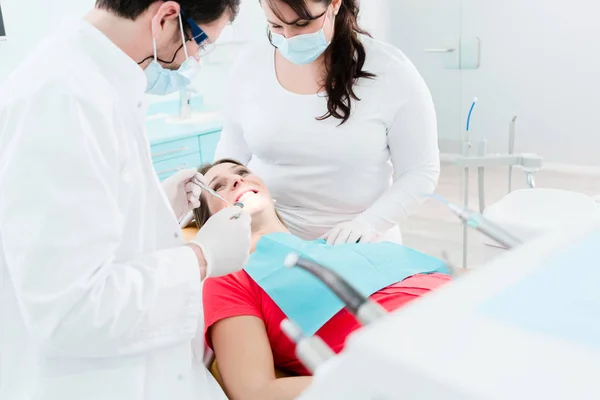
(150, 136, 199, 163)
(145, 106, 223, 181)
(199, 132, 221, 165)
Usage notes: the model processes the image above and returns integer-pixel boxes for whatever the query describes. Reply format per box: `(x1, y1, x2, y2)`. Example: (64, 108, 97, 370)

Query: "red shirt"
(203, 271, 450, 376)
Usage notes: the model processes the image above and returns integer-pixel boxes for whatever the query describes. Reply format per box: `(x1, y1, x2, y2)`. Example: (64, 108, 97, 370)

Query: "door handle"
(424, 48, 455, 53)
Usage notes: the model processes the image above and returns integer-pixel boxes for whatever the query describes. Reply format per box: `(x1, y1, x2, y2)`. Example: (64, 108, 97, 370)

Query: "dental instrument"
(454, 102, 542, 266)
(193, 176, 244, 218)
(428, 194, 523, 249)
(508, 116, 517, 192)
(477, 140, 487, 213)
(284, 253, 388, 326)
(280, 319, 336, 374)
(462, 97, 478, 267)
(179, 210, 195, 228)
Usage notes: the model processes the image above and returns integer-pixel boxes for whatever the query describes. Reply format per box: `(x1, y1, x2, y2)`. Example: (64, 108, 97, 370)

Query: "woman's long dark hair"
(264, 0, 375, 125)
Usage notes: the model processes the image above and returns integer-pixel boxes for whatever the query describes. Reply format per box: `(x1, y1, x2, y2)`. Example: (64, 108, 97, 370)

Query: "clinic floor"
(401, 161, 600, 268)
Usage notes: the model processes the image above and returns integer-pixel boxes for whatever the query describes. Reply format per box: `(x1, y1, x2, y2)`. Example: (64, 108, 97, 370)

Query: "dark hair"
(264, 0, 375, 125)
(95, 0, 241, 23)
(192, 159, 286, 229)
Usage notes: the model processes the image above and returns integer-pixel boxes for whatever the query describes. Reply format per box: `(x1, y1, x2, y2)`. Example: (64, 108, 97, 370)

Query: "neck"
(250, 214, 289, 253)
(85, 7, 154, 67)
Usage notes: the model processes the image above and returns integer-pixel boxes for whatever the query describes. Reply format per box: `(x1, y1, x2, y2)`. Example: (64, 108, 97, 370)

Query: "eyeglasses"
(182, 13, 217, 59)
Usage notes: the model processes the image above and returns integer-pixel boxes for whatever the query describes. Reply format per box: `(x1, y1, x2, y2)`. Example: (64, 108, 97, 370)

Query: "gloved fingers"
(332, 229, 353, 245)
(175, 168, 199, 181)
(325, 228, 342, 246)
(185, 181, 202, 199)
(346, 230, 363, 244)
(187, 192, 201, 209)
(358, 229, 377, 243)
(231, 207, 251, 224)
(194, 172, 207, 185)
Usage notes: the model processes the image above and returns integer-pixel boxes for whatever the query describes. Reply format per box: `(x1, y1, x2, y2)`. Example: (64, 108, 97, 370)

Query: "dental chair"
(454, 114, 600, 266)
(483, 188, 599, 244)
(455, 149, 599, 264)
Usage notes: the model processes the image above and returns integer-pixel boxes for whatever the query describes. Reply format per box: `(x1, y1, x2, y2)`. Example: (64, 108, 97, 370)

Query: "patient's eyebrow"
(207, 164, 243, 186)
(232, 165, 248, 174)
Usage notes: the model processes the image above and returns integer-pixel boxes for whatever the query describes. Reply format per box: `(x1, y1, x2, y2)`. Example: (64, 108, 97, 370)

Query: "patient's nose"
(230, 176, 243, 190)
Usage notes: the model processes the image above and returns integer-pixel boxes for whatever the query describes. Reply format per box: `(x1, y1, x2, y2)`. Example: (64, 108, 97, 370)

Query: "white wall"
(390, 0, 600, 167)
(460, 0, 600, 167)
(0, 0, 94, 85)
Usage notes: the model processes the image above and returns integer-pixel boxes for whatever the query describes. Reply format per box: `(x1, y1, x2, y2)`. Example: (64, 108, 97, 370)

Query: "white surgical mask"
(144, 13, 201, 95)
(270, 9, 333, 65)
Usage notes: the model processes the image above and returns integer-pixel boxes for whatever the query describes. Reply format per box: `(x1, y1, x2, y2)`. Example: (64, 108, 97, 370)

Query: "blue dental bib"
(244, 233, 449, 335)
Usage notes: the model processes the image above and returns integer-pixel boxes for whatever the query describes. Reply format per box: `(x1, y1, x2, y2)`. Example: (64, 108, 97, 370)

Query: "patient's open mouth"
(236, 190, 259, 203)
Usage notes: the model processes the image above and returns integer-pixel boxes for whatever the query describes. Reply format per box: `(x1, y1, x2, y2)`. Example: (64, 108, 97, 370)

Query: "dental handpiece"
(428, 194, 523, 249)
(448, 202, 522, 249)
(280, 319, 336, 375)
(284, 254, 388, 326)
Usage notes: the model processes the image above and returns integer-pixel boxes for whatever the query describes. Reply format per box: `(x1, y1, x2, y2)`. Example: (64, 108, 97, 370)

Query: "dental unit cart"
(299, 220, 600, 400)
(453, 99, 599, 268)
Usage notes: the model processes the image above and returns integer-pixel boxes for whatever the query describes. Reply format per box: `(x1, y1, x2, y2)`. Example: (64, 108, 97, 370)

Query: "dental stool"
(482, 188, 599, 252)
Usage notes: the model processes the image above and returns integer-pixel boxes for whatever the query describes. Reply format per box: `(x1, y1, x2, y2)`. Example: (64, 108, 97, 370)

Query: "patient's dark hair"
(193, 159, 286, 229)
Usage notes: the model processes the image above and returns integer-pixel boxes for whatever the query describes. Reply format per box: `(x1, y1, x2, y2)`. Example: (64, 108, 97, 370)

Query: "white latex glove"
(161, 169, 204, 220)
(324, 218, 380, 246)
(190, 207, 252, 278)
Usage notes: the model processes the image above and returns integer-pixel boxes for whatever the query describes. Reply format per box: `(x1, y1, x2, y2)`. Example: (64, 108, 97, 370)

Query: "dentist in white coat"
(0, 1, 247, 399)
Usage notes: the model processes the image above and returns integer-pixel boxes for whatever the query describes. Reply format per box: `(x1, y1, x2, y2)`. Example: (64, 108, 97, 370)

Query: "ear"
(331, 0, 343, 15)
(151, 1, 181, 39)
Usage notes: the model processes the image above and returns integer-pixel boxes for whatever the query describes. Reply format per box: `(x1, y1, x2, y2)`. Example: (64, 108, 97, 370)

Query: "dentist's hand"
(324, 218, 380, 246)
(189, 207, 252, 278)
(162, 169, 204, 220)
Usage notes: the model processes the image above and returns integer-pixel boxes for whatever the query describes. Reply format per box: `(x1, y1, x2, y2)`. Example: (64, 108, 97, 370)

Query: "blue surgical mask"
(144, 13, 201, 95)
(270, 10, 333, 65)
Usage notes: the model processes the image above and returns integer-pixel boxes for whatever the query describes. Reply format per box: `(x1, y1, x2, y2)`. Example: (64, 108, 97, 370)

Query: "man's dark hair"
(96, 0, 241, 23)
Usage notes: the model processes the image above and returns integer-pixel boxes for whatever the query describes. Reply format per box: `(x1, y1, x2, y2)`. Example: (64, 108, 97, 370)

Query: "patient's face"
(203, 162, 273, 216)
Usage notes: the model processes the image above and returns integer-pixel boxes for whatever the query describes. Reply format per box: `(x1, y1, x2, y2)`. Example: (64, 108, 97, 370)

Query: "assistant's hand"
(161, 169, 204, 220)
(189, 207, 252, 278)
(324, 218, 380, 246)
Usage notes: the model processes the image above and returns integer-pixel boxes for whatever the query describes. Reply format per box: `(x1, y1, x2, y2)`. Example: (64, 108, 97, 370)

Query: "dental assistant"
(215, 0, 440, 245)
(0, 1, 249, 400)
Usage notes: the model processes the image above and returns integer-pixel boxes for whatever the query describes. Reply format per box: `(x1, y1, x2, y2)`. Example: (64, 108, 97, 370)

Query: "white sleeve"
(357, 65, 440, 234)
(0, 81, 201, 358)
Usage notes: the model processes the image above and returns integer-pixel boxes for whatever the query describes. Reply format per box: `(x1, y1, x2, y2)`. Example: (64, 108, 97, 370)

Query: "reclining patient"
(196, 159, 451, 400)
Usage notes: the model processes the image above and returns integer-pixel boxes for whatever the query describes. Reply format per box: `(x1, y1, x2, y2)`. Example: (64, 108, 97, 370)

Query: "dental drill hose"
(280, 319, 336, 375)
(284, 254, 388, 326)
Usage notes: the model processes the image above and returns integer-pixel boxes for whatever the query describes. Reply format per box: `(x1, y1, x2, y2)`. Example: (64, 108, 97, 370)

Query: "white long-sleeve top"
(0, 21, 224, 400)
(215, 35, 440, 241)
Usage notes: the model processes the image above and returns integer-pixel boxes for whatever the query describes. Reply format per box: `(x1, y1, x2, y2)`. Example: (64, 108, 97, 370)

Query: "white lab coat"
(0, 20, 226, 400)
